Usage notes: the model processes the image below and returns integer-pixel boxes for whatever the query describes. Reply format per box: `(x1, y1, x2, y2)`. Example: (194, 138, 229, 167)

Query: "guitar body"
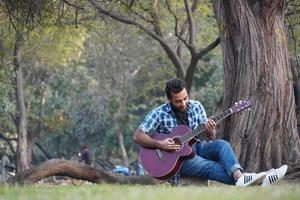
(140, 125, 196, 180)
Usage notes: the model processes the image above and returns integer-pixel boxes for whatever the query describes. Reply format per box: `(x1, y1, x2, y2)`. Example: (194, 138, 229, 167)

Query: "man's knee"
(215, 139, 231, 149)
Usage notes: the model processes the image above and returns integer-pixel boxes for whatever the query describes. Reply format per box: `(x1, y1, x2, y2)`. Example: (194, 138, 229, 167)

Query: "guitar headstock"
(231, 99, 252, 113)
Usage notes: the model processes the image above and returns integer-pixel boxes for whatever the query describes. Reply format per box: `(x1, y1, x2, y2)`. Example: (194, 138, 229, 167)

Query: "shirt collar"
(166, 102, 172, 113)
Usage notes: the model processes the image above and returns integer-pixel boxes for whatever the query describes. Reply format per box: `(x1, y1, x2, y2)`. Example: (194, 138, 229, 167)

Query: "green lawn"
(0, 183, 299, 200)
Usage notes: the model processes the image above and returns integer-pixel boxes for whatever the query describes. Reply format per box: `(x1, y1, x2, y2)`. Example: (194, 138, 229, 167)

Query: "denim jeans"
(179, 139, 242, 185)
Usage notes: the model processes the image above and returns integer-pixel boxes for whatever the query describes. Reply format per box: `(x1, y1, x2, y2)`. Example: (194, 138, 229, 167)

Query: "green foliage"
(24, 26, 86, 67)
(193, 53, 223, 114)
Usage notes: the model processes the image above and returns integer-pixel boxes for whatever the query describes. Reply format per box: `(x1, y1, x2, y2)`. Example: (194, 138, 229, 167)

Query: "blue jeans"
(179, 139, 242, 185)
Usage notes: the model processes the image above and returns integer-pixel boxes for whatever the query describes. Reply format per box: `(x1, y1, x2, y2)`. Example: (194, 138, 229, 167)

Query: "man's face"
(169, 88, 189, 111)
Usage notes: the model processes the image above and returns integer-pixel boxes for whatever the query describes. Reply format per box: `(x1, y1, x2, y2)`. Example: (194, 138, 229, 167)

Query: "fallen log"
(8, 159, 157, 185)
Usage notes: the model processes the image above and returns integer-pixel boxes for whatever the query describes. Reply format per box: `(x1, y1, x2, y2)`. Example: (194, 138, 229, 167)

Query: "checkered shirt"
(139, 100, 208, 134)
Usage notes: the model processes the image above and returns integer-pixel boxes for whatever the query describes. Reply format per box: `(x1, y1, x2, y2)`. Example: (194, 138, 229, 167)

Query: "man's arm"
(133, 128, 180, 151)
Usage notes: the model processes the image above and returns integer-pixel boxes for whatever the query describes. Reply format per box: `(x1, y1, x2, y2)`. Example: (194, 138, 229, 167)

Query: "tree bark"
(211, 0, 300, 171)
(8, 159, 157, 185)
(13, 32, 29, 172)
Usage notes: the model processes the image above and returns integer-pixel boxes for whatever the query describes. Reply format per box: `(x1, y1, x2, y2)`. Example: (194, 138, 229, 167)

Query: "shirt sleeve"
(197, 102, 208, 124)
(139, 108, 160, 134)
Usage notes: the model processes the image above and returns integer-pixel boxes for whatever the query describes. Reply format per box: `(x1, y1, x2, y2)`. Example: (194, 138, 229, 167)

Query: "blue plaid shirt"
(139, 100, 208, 134)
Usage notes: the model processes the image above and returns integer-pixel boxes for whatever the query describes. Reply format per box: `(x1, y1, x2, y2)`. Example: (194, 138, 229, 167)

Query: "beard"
(170, 102, 188, 112)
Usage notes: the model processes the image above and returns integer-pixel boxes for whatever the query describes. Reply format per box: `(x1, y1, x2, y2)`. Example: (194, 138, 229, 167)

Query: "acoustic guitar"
(139, 99, 251, 180)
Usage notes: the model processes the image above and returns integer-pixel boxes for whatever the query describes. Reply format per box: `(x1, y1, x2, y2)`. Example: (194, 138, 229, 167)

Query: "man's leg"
(195, 139, 242, 176)
(180, 153, 236, 185)
(192, 139, 267, 186)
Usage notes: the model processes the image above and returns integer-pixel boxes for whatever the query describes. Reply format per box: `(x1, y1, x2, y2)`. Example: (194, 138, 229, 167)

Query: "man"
(134, 78, 287, 186)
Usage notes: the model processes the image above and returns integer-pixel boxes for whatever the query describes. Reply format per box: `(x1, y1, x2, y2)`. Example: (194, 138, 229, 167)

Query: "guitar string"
(178, 109, 233, 144)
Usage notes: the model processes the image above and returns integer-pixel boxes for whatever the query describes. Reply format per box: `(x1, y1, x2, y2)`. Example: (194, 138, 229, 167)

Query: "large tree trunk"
(212, 0, 300, 171)
(13, 32, 29, 172)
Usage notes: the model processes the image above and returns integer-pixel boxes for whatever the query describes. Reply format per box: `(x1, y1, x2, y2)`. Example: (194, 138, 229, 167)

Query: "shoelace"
(244, 175, 253, 184)
(268, 174, 279, 183)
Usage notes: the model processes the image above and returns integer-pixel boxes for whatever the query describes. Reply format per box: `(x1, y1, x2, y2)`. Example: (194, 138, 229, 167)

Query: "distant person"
(79, 145, 92, 165)
(134, 78, 288, 186)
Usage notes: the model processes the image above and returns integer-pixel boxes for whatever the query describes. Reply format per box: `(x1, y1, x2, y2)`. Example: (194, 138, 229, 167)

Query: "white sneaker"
(236, 172, 267, 186)
(261, 165, 288, 187)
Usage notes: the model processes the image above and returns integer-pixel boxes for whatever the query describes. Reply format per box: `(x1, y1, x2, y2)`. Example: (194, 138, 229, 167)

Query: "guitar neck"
(180, 108, 233, 143)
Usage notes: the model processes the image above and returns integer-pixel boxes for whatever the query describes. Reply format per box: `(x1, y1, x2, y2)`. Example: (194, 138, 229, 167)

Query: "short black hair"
(165, 78, 186, 99)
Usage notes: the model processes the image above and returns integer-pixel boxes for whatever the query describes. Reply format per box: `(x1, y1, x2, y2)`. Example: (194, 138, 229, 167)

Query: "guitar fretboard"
(179, 108, 233, 143)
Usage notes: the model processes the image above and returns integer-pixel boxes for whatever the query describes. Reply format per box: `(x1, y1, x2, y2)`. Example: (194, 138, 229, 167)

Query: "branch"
(119, 1, 154, 23)
(184, 37, 220, 93)
(9, 111, 17, 127)
(89, 0, 159, 40)
(184, 0, 196, 49)
(165, 0, 191, 52)
(62, 0, 84, 10)
(3, 0, 18, 32)
(165, 0, 179, 35)
(168, 0, 201, 55)
(196, 37, 220, 59)
(150, 0, 163, 37)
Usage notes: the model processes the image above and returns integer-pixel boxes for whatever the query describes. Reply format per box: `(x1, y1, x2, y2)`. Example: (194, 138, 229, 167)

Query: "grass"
(0, 183, 300, 200)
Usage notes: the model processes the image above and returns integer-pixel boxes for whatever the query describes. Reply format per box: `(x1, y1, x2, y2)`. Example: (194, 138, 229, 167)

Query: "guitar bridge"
(156, 149, 165, 161)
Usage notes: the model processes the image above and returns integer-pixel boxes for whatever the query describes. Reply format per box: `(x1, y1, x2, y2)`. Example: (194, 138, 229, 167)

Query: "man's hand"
(205, 117, 216, 140)
(157, 138, 180, 151)
(133, 128, 181, 150)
